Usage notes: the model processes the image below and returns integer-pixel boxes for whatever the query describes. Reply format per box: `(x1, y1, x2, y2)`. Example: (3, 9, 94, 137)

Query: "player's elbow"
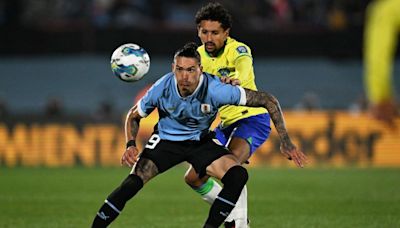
(244, 89, 277, 108)
(128, 106, 143, 121)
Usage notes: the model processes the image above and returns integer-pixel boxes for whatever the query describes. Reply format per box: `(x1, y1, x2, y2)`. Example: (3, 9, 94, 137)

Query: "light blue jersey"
(137, 72, 246, 141)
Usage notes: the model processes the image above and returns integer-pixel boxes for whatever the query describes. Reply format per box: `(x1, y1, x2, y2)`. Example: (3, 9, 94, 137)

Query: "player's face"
(172, 56, 202, 97)
(198, 20, 229, 56)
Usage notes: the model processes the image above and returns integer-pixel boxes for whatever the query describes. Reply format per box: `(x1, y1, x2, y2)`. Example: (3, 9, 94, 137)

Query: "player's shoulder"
(203, 72, 223, 89)
(197, 45, 209, 59)
(203, 72, 220, 84)
(226, 37, 251, 55)
(203, 72, 236, 92)
(197, 45, 206, 54)
(202, 73, 242, 105)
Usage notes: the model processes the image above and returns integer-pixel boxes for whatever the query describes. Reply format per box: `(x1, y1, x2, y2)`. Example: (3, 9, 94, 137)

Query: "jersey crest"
(201, 104, 211, 114)
(218, 68, 231, 76)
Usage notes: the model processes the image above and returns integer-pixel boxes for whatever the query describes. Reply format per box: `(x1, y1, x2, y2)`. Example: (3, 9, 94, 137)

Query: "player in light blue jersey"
(91, 42, 307, 228)
(137, 72, 246, 141)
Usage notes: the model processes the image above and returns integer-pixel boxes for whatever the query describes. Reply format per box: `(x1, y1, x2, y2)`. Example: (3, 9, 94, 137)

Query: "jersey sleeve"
(209, 78, 246, 107)
(228, 42, 253, 82)
(234, 56, 253, 82)
(231, 43, 252, 62)
(137, 78, 165, 117)
(364, 0, 398, 104)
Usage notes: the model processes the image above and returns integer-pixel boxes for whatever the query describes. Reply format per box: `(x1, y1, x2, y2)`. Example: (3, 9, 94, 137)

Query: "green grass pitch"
(0, 166, 399, 228)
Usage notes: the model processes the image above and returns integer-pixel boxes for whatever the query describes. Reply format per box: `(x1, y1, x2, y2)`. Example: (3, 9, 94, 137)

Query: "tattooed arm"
(125, 105, 142, 142)
(121, 105, 143, 167)
(244, 89, 307, 167)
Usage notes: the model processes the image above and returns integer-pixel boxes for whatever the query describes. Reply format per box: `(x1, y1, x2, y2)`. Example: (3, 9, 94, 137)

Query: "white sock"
(195, 179, 248, 228)
(196, 178, 222, 204)
(226, 185, 248, 228)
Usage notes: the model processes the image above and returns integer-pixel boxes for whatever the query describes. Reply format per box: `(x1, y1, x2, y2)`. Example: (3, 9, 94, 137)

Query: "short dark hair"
(174, 42, 201, 64)
(195, 2, 232, 30)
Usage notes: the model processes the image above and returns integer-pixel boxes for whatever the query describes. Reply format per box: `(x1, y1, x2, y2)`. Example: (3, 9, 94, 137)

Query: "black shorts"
(140, 134, 229, 178)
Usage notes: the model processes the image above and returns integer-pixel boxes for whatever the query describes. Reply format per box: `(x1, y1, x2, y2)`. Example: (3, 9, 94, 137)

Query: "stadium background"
(0, 1, 399, 227)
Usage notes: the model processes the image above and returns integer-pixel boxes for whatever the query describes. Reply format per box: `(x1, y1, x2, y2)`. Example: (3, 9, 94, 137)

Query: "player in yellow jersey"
(183, 3, 307, 228)
(364, 0, 399, 126)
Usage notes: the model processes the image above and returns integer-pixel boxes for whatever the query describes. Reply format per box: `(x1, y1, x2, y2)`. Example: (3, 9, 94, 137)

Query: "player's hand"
(220, 76, 241, 86)
(369, 100, 398, 129)
(280, 143, 308, 168)
(121, 146, 140, 167)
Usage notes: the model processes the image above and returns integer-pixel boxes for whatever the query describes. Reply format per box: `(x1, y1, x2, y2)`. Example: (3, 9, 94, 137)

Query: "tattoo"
(130, 117, 140, 140)
(133, 158, 159, 184)
(126, 105, 142, 142)
(244, 89, 295, 150)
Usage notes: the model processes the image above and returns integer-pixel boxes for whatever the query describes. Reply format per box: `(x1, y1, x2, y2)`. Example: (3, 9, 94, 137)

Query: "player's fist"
(121, 146, 140, 167)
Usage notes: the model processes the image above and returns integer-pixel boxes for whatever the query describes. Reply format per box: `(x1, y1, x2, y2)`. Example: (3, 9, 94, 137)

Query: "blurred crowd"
(1, 0, 371, 31)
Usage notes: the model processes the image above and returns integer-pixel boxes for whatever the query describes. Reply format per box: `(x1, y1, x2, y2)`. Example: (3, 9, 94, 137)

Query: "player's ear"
(171, 62, 175, 72)
(197, 25, 202, 37)
(225, 28, 230, 37)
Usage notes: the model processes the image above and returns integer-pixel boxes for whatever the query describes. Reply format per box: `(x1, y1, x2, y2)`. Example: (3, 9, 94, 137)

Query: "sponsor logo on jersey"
(247, 136, 253, 144)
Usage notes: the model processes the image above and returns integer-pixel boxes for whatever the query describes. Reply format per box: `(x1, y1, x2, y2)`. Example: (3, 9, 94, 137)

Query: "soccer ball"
(110, 43, 150, 82)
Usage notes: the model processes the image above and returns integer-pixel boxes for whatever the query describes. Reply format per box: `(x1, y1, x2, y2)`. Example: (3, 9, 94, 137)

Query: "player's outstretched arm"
(122, 105, 143, 167)
(244, 89, 308, 167)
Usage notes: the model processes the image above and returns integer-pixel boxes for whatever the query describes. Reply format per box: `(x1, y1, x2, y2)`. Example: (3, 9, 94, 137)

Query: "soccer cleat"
(224, 220, 235, 228)
(224, 219, 251, 228)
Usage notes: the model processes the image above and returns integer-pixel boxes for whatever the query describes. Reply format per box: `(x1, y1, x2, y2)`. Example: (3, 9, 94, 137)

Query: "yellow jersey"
(364, 0, 400, 104)
(197, 37, 267, 127)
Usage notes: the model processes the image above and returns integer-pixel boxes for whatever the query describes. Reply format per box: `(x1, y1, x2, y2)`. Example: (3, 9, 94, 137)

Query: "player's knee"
(184, 171, 204, 187)
(221, 165, 248, 188)
(183, 172, 195, 185)
(132, 158, 159, 183)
